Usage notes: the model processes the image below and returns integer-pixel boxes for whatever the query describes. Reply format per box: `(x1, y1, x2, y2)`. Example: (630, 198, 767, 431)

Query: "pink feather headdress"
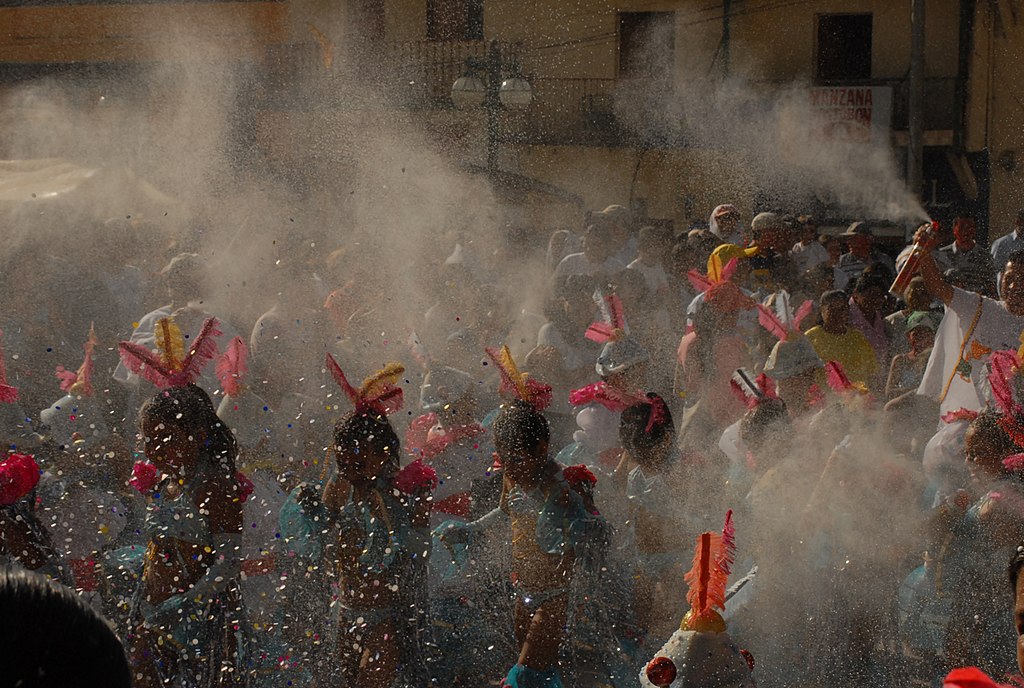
(687, 258, 755, 314)
(585, 292, 628, 344)
(216, 337, 249, 398)
(485, 344, 552, 411)
(325, 353, 405, 415)
(824, 360, 869, 397)
(729, 368, 780, 410)
(118, 317, 222, 389)
(55, 324, 98, 397)
(756, 290, 814, 342)
(0, 453, 40, 505)
(0, 330, 18, 403)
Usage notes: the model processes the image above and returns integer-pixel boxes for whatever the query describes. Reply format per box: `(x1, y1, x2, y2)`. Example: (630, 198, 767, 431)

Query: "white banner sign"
(809, 86, 893, 145)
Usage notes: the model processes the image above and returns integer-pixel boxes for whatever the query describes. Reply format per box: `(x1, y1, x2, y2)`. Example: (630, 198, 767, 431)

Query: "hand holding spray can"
(890, 220, 939, 296)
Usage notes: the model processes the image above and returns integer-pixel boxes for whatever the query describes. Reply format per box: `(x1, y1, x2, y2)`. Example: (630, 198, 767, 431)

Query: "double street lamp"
(451, 40, 533, 176)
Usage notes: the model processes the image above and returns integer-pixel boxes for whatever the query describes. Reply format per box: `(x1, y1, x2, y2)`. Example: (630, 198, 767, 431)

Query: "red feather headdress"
(687, 257, 755, 314)
(683, 510, 736, 632)
(485, 344, 552, 411)
(55, 324, 98, 397)
(216, 336, 249, 398)
(824, 360, 869, 397)
(729, 368, 779, 410)
(118, 317, 222, 389)
(756, 290, 814, 342)
(325, 353, 405, 415)
(0, 453, 40, 505)
(585, 292, 629, 344)
(0, 329, 18, 403)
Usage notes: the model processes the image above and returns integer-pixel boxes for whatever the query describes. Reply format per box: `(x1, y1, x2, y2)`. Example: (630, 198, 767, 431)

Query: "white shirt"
(789, 240, 830, 273)
(627, 258, 669, 295)
(918, 286, 1024, 413)
(553, 252, 626, 282)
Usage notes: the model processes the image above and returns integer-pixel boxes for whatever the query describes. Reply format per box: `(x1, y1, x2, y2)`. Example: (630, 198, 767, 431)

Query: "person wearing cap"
(804, 290, 879, 389)
(837, 222, 895, 286)
(763, 335, 824, 415)
(748, 212, 797, 292)
(709, 204, 743, 246)
(885, 311, 940, 400)
(991, 208, 1024, 287)
(597, 203, 638, 265)
(789, 215, 829, 273)
(937, 215, 996, 296)
(849, 274, 895, 366)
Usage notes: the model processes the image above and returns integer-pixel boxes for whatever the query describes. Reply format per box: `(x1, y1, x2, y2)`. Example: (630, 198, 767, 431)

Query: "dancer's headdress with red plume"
(682, 510, 736, 632)
(485, 344, 552, 411)
(55, 324, 98, 397)
(325, 353, 406, 416)
(118, 317, 222, 389)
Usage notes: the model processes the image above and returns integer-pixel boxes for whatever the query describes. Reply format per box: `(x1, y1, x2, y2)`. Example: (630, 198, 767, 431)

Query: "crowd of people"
(4, 201, 1024, 688)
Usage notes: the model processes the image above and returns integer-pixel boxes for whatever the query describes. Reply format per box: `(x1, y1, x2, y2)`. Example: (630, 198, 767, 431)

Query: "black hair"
(740, 397, 790, 453)
(0, 567, 131, 688)
(1007, 249, 1024, 269)
(333, 410, 401, 472)
(820, 289, 847, 307)
(139, 384, 237, 475)
(619, 393, 675, 467)
(967, 409, 1022, 465)
(491, 400, 550, 463)
(853, 273, 888, 294)
(1010, 545, 1024, 593)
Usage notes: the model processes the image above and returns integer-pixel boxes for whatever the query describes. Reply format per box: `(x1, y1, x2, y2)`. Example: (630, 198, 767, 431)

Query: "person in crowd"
(553, 222, 626, 284)
(849, 274, 895, 366)
(915, 224, 1024, 413)
(837, 222, 895, 286)
(709, 203, 744, 245)
(804, 290, 879, 389)
(939, 215, 997, 296)
(992, 209, 1024, 289)
(789, 215, 829, 273)
(0, 566, 132, 688)
(885, 311, 940, 400)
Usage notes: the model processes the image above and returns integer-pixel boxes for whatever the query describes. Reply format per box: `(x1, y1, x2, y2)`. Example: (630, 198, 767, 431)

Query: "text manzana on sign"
(809, 86, 893, 144)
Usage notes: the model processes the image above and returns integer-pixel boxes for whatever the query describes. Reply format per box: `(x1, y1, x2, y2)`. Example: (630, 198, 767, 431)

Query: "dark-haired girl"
(326, 361, 434, 688)
(616, 394, 691, 653)
(127, 384, 248, 688)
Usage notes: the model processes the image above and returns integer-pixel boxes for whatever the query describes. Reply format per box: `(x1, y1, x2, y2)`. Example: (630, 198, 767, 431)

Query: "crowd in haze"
(5, 200, 1024, 688)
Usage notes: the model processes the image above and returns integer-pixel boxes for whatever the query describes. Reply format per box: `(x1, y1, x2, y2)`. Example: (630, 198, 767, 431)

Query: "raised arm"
(912, 225, 954, 305)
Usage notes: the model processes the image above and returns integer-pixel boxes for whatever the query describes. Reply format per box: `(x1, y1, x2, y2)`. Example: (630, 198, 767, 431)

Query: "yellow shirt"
(804, 326, 879, 387)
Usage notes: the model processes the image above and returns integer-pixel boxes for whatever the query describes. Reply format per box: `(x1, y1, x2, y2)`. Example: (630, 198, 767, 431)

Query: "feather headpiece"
(824, 360, 869, 396)
(0, 330, 18, 403)
(687, 258, 755, 314)
(325, 353, 405, 415)
(585, 291, 628, 344)
(729, 368, 779, 410)
(118, 317, 222, 389)
(987, 350, 1022, 416)
(683, 510, 736, 632)
(216, 337, 249, 398)
(942, 667, 1024, 688)
(756, 290, 814, 342)
(55, 324, 98, 397)
(485, 345, 552, 411)
(0, 453, 40, 506)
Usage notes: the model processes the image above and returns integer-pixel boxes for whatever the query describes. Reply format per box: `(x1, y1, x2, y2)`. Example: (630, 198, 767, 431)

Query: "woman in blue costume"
(322, 355, 435, 688)
(125, 383, 249, 688)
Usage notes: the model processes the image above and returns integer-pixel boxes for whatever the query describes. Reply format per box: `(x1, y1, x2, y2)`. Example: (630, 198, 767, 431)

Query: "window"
(427, 0, 483, 41)
(618, 11, 675, 80)
(350, 0, 385, 41)
(816, 13, 872, 81)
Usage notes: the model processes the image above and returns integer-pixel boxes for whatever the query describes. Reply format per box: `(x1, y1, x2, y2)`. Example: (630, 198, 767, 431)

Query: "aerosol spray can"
(890, 220, 939, 296)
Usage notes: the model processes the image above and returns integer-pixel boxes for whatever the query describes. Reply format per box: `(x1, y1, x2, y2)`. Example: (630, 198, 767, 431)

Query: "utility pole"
(908, 0, 926, 197)
(722, 0, 732, 77)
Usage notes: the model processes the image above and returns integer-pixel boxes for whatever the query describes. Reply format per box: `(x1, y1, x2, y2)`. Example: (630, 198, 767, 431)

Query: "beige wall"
(0, 2, 288, 63)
